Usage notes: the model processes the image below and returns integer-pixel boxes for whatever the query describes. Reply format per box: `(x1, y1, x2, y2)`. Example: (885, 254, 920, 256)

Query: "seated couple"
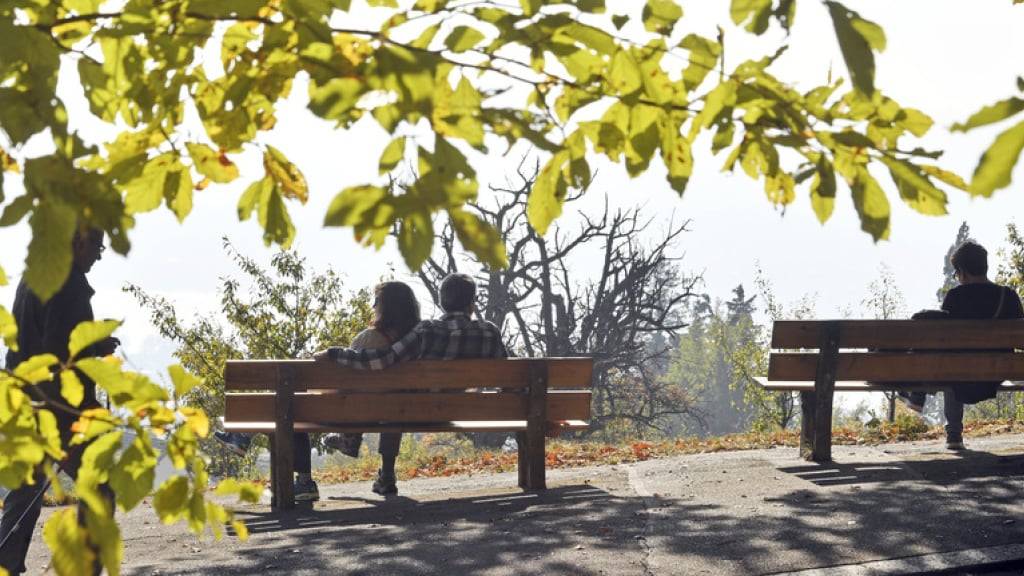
(216, 273, 508, 500)
(896, 240, 1024, 450)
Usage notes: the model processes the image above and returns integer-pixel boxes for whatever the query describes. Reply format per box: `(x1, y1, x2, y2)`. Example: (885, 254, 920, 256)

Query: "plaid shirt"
(327, 312, 508, 370)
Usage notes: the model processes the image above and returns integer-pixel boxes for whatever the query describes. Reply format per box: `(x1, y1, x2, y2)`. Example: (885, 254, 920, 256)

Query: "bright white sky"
(1, 0, 1023, 386)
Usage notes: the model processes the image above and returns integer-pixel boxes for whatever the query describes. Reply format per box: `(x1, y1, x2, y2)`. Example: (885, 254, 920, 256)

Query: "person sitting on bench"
(314, 273, 508, 495)
(216, 281, 422, 501)
(898, 240, 1023, 450)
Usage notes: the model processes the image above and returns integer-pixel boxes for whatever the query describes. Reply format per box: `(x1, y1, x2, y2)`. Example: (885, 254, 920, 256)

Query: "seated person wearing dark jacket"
(899, 241, 1024, 450)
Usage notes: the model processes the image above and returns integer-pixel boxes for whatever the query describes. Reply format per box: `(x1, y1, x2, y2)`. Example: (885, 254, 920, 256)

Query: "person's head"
(373, 281, 421, 340)
(951, 240, 988, 282)
(72, 226, 105, 273)
(439, 273, 476, 314)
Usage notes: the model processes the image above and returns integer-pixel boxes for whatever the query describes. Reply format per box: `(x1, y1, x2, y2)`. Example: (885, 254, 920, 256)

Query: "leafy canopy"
(2, 0, 1018, 302)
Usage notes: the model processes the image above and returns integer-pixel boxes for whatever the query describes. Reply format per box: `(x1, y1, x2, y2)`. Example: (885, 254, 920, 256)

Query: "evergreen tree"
(937, 222, 972, 303)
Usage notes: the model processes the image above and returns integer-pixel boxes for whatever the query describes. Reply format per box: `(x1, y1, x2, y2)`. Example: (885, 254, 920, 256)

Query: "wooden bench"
(222, 358, 593, 509)
(760, 320, 1024, 462)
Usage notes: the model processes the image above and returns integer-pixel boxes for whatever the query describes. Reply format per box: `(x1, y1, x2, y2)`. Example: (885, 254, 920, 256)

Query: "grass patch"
(312, 418, 1024, 486)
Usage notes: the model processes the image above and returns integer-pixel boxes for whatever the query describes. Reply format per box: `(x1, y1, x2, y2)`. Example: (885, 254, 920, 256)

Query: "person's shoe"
(294, 477, 320, 502)
(214, 431, 252, 456)
(324, 433, 362, 458)
(896, 391, 924, 414)
(946, 438, 966, 451)
(371, 473, 398, 496)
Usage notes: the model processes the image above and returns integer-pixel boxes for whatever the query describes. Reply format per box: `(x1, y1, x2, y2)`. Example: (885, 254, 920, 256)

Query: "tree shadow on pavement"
(127, 484, 652, 575)
(777, 450, 1024, 487)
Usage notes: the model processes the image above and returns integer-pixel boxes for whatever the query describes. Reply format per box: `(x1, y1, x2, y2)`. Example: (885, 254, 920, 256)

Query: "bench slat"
(224, 358, 593, 391)
(224, 390, 592, 424)
(754, 377, 1024, 392)
(223, 420, 590, 434)
(771, 320, 1024, 350)
(769, 352, 1024, 382)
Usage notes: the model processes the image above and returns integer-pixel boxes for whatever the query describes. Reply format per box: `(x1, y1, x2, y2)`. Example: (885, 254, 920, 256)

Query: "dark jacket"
(5, 267, 101, 418)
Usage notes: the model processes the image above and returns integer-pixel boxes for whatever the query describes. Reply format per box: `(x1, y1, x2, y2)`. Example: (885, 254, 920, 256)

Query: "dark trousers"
(0, 422, 114, 575)
(292, 432, 402, 475)
(906, 391, 964, 440)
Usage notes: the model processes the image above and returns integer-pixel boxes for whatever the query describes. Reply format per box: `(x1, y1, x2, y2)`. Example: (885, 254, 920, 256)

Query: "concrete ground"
(20, 433, 1024, 575)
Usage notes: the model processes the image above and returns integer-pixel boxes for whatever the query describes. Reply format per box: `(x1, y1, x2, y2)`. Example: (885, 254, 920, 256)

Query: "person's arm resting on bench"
(314, 328, 423, 370)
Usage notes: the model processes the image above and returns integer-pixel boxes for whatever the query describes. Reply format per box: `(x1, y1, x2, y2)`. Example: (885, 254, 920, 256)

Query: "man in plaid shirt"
(313, 273, 507, 493)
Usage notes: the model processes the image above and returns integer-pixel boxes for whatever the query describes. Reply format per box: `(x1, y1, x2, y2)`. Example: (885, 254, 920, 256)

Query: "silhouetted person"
(899, 241, 1023, 450)
(1, 227, 118, 575)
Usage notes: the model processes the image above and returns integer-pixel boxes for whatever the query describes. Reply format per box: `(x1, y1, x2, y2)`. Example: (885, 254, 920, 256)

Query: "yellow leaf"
(0, 305, 17, 351)
(68, 319, 121, 360)
(168, 365, 201, 398)
(43, 508, 96, 576)
(263, 146, 308, 203)
(60, 369, 85, 407)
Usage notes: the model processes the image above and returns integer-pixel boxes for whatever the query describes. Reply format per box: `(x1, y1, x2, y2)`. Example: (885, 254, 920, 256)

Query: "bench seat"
(758, 320, 1024, 462)
(222, 358, 593, 509)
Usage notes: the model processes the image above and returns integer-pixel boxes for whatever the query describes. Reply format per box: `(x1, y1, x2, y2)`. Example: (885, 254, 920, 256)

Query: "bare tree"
(411, 159, 702, 438)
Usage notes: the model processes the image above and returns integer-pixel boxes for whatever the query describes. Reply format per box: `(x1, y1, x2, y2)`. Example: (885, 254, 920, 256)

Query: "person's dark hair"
(951, 240, 988, 276)
(72, 226, 103, 247)
(439, 273, 476, 313)
(373, 281, 421, 341)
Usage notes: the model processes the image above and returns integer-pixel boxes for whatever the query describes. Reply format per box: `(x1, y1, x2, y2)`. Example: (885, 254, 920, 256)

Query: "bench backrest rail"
(771, 320, 1024, 350)
(224, 358, 593, 392)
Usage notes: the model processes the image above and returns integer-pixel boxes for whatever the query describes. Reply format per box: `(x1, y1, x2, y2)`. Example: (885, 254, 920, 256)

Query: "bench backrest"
(768, 320, 1024, 382)
(223, 358, 593, 424)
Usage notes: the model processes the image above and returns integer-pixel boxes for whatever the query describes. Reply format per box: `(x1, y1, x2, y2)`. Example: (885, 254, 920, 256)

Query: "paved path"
(20, 434, 1024, 575)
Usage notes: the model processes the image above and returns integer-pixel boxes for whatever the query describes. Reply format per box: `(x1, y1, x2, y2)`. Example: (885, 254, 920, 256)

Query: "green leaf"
(68, 319, 121, 360)
(519, 0, 541, 16)
(215, 478, 263, 503)
(257, 180, 296, 248)
(970, 119, 1024, 197)
(851, 167, 891, 241)
(731, 0, 772, 34)
(123, 152, 194, 221)
(153, 476, 190, 524)
(186, 143, 239, 183)
(237, 178, 264, 222)
(109, 435, 157, 512)
(308, 77, 365, 123)
(826, 1, 885, 96)
(25, 201, 77, 303)
(952, 97, 1024, 132)
(444, 26, 485, 52)
(324, 185, 389, 228)
(263, 146, 309, 203)
(168, 365, 201, 398)
(78, 430, 124, 486)
(0, 305, 16, 352)
(612, 14, 629, 29)
(661, 117, 692, 194)
(527, 151, 569, 236)
(680, 34, 721, 92)
(397, 211, 433, 270)
(810, 156, 837, 224)
(608, 49, 642, 96)
(43, 509, 96, 576)
(379, 136, 406, 174)
(880, 156, 948, 215)
(449, 208, 508, 269)
(689, 80, 736, 140)
(642, 0, 682, 34)
(920, 165, 969, 191)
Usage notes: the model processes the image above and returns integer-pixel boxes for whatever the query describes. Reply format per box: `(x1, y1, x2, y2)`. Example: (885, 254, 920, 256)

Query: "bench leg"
(807, 322, 839, 463)
(526, 424, 546, 490)
(799, 390, 815, 460)
(517, 431, 529, 489)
